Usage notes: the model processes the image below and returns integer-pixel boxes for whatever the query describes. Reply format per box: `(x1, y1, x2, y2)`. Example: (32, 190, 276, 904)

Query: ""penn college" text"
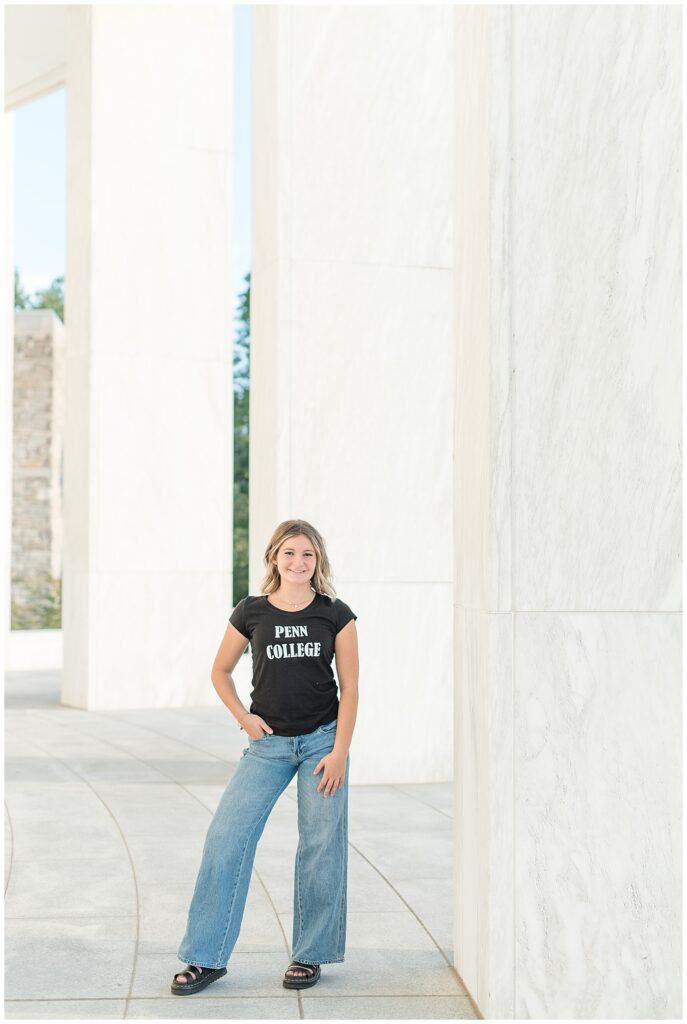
(266, 623, 321, 660)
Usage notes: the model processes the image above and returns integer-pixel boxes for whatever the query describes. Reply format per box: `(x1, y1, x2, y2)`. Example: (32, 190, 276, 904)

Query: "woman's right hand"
(241, 713, 273, 740)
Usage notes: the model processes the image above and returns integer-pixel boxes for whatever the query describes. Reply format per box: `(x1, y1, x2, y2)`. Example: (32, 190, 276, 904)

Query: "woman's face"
(274, 534, 317, 583)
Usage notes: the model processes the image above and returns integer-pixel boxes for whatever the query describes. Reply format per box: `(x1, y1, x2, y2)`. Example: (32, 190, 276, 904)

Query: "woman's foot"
(283, 961, 321, 989)
(285, 965, 311, 978)
(175, 966, 203, 985)
(171, 963, 227, 995)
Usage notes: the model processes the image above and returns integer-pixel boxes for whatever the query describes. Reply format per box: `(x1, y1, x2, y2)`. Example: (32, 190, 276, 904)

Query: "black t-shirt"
(229, 591, 357, 736)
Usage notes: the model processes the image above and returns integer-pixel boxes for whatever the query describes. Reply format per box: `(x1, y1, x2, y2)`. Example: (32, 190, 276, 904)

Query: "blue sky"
(14, 5, 252, 309)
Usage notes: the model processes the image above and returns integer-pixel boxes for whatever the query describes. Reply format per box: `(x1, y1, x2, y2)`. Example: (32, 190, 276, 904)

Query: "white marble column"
(454, 6, 681, 1018)
(63, 6, 234, 708)
(252, 6, 455, 783)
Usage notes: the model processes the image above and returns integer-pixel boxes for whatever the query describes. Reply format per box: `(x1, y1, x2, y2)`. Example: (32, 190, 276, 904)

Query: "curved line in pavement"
(4, 799, 15, 897)
(396, 783, 454, 822)
(17, 711, 299, 996)
(4, 731, 142, 1013)
(19, 710, 458, 989)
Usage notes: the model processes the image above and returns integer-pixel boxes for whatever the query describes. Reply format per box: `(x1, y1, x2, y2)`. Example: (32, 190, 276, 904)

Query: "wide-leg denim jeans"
(177, 717, 349, 969)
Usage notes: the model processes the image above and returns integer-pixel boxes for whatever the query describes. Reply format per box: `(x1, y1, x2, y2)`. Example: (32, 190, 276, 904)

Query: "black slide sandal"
(283, 960, 321, 989)
(171, 964, 227, 995)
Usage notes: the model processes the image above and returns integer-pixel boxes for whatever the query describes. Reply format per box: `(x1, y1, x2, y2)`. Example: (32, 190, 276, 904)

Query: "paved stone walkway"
(4, 670, 479, 1019)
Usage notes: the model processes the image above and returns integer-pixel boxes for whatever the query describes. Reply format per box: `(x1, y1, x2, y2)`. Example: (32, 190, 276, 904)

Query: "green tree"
(14, 267, 31, 309)
(233, 271, 250, 604)
(14, 267, 65, 322)
(32, 275, 64, 322)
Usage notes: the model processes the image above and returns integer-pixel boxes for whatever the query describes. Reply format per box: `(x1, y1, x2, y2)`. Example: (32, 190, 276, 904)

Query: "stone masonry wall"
(12, 308, 64, 628)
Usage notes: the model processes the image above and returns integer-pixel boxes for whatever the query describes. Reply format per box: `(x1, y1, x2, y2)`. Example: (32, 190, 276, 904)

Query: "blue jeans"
(177, 718, 349, 968)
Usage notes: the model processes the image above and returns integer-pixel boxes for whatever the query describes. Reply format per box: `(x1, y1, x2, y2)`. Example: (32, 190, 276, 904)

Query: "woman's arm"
(332, 619, 359, 755)
(211, 623, 253, 726)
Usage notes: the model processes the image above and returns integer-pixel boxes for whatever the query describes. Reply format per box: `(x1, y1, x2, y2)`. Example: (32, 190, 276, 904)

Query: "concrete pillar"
(453, 6, 681, 1017)
(63, 6, 234, 708)
(252, 6, 455, 783)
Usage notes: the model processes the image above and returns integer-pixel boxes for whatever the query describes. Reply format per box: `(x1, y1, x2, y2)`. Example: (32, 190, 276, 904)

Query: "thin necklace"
(271, 589, 315, 608)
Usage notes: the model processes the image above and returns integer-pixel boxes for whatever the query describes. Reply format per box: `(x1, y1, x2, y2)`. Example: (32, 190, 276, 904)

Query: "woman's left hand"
(313, 750, 347, 797)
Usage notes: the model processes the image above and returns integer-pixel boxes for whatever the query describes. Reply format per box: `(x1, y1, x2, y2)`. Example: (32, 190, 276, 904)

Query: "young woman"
(171, 519, 359, 995)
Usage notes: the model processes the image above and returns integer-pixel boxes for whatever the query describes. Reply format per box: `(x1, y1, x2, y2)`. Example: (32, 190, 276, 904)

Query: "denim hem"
(291, 956, 345, 965)
(177, 956, 227, 970)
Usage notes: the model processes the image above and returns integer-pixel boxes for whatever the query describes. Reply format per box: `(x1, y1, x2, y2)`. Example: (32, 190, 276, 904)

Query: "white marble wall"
(252, 7, 455, 784)
(62, 6, 234, 708)
(454, 6, 681, 1018)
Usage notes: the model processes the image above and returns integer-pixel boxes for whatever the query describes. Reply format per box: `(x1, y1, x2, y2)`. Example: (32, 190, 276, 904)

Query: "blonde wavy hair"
(259, 519, 338, 600)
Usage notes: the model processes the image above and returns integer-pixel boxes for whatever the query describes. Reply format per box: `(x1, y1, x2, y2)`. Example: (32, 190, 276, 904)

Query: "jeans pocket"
(319, 719, 337, 733)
